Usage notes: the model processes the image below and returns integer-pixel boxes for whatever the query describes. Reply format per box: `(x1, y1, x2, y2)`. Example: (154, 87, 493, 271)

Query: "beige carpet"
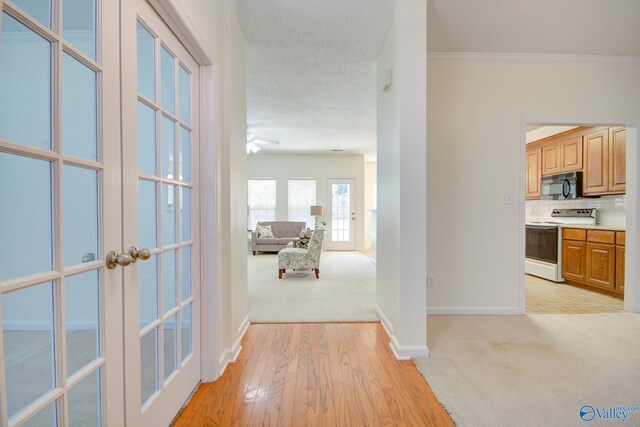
(248, 251, 377, 322)
(414, 314, 640, 427)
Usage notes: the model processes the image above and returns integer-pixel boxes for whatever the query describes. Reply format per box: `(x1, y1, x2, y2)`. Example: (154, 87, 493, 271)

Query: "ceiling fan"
(247, 132, 279, 153)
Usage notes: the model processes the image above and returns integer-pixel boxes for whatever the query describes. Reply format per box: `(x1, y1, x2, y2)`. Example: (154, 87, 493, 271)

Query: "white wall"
(427, 59, 640, 313)
(224, 0, 249, 366)
(175, 0, 248, 378)
(247, 153, 366, 250)
(364, 161, 377, 250)
(376, 0, 428, 358)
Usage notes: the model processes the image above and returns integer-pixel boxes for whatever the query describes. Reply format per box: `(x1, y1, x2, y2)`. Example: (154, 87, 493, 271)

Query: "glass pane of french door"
(121, 0, 200, 424)
(0, 1, 122, 426)
(326, 179, 357, 250)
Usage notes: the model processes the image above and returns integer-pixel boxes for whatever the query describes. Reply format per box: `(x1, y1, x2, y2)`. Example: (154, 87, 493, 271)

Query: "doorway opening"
(522, 123, 635, 314)
(240, 0, 388, 322)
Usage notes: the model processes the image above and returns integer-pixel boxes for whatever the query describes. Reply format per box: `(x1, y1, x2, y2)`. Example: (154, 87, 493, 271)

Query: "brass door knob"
(106, 251, 133, 269)
(129, 246, 151, 262)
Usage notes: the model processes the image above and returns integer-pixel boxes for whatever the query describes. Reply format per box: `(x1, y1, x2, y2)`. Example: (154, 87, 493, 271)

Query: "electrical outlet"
(427, 276, 435, 288)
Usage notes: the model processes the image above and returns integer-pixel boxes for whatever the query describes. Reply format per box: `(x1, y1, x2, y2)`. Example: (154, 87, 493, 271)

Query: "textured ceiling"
(428, 0, 640, 56)
(237, 0, 394, 159)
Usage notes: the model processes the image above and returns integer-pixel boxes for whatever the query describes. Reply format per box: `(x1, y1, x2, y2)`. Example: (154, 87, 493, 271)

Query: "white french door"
(326, 179, 357, 251)
(0, 1, 123, 426)
(0, 0, 202, 426)
(120, 1, 201, 425)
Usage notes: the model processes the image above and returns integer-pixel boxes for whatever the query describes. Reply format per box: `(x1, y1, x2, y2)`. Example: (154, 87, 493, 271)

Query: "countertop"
(559, 224, 626, 232)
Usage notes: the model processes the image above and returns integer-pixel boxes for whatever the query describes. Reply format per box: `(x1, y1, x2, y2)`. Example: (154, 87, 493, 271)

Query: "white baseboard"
(427, 307, 523, 315)
(389, 335, 429, 360)
(219, 315, 251, 376)
(374, 305, 393, 335)
(238, 314, 250, 336)
(375, 305, 429, 360)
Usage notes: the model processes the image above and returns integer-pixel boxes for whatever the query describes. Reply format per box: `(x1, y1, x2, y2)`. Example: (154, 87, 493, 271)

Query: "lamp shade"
(309, 205, 323, 216)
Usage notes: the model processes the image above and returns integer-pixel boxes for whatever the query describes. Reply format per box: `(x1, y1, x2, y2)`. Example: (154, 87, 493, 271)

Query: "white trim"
(146, 0, 216, 66)
(375, 305, 428, 360)
(2, 321, 96, 331)
(199, 64, 221, 383)
(427, 51, 640, 65)
(237, 314, 250, 336)
(374, 305, 393, 335)
(389, 335, 429, 360)
(427, 307, 523, 315)
(142, 0, 223, 384)
(218, 318, 249, 376)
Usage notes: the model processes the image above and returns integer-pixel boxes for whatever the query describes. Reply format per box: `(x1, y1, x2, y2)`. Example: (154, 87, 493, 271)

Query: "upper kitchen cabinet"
(541, 134, 583, 176)
(560, 135, 583, 172)
(609, 127, 626, 193)
(526, 126, 625, 199)
(583, 128, 609, 195)
(542, 134, 582, 176)
(542, 143, 562, 176)
(526, 147, 542, 200)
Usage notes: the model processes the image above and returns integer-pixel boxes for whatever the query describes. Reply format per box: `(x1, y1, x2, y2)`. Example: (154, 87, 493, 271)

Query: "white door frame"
(519, 117, 640, 314)
(142, 1, 222, 382)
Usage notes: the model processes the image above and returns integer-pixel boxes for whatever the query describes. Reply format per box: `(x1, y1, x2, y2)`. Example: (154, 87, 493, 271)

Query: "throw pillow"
(303, 228, 312, 238)
(257, 224, 274, 238)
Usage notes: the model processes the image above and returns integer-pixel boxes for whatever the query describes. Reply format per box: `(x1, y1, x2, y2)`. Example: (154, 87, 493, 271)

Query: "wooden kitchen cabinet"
(616, 246, 625, 293)
(586, 243, 616, 290)
(526, 126, 625, 199)
(560, 135, 583, 172)
(562, 240, 587, 283)
(562, 228, 625, 297)
(542, 143, 562, 176)
(609, 127, 626, 193)
(542, 135, 582, 176)
(583, 128, 609, 195)
(526, 148, 542, 200)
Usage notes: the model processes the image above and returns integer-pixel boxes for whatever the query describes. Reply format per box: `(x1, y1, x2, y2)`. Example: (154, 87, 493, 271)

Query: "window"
(288, 179, 316, 228)
(248, 179, 276, 229)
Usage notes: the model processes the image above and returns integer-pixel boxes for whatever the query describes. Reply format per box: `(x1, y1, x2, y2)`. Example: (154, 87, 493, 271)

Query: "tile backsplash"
(526, 195, 626, 227)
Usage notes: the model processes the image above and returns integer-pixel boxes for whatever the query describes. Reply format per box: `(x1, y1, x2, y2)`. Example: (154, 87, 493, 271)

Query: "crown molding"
(427, 52, 640, 65)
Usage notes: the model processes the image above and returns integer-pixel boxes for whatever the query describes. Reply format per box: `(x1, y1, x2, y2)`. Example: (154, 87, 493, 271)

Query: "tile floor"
(525, 274, 624, 314)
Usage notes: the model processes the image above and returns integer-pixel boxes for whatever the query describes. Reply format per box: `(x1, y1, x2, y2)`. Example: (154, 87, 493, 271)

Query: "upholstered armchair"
(278, 229, 324, 279)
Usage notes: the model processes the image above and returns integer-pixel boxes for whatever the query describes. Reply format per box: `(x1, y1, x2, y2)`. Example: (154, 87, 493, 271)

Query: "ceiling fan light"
(246, 142, 261, 154)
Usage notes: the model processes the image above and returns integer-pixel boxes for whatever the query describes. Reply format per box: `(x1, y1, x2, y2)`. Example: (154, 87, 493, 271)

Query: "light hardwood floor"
(525, 274, 624, 314)
(174, 323, 453, 426)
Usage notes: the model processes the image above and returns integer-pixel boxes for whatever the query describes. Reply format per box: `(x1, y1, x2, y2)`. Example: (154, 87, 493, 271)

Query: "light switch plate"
(504, 192, 514, 205)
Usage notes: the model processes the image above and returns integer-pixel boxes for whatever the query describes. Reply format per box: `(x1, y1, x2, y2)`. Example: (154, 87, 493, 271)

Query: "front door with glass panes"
(120, 0, 200, 425)
(326, 179, 357, 250)
(0, 0, 201, 426)
(0, 1, 123, 426)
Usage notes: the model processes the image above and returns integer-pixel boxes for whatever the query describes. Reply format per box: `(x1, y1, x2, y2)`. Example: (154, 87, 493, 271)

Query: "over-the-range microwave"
(540, 171, 583, 200)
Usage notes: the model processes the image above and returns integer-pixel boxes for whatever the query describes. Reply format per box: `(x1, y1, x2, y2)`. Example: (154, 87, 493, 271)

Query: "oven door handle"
(562, 179, 571, 198)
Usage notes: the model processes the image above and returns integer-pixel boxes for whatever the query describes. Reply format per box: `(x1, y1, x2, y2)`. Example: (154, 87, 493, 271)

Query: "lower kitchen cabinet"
(616, 246, 625, 293)
(562, 229, 624, 297)
(586, 243, 616, 290)
(562, 240, 586, 282)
